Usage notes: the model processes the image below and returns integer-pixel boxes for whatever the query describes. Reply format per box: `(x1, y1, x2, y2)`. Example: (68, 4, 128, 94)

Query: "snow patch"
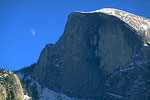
(39, 88, 78, 100)
(107, 93, 122, 99)
(0, 73, 8, 78)
(24, 75, 79, 100)
(141, 24, 148, 30)
(144, 43, 148, 47)
(24, 95, 32, 100)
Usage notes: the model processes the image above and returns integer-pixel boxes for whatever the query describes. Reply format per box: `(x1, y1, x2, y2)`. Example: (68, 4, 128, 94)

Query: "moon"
(30, 29, 36, 36)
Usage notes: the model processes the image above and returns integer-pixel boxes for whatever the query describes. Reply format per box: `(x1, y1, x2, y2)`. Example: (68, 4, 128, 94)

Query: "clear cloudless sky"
(0, 0, 150, 70)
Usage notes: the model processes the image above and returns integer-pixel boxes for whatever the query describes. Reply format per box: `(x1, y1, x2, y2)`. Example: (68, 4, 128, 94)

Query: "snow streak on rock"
(17, 73, 79, 100)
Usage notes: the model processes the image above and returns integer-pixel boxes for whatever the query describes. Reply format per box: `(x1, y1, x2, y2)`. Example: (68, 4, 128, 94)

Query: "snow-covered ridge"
(77, 8, 150, 46)
(96, 8, 150, 31)
(16, 72, 80, 100)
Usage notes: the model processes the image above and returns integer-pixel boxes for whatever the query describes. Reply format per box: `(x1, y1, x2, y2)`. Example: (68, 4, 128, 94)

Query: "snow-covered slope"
(79, 8, 150, 46)
(16, 72, 79, 100)
(104, 59, 150, 100)
(97, 8, 150, 32)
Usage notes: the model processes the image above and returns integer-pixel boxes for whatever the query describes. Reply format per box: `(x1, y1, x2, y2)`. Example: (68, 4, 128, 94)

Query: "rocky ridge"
(80, 8, 150, 46)
(98, 8, 150, 46)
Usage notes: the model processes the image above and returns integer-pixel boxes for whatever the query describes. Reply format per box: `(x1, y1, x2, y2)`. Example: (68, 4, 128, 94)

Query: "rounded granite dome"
(0, 69, 24, 100)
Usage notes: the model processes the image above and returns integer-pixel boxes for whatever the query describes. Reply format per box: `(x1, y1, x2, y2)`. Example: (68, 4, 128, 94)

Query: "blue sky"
(0, 0, 150, 70)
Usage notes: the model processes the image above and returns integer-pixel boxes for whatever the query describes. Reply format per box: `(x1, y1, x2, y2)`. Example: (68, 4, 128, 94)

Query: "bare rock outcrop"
(0, 69, 24, 100)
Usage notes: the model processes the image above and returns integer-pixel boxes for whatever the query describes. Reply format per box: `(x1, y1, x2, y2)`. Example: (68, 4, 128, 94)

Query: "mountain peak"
(77, 8, 150, 46)
(92, 8, 120, 13)
(99, 8, 150, 46)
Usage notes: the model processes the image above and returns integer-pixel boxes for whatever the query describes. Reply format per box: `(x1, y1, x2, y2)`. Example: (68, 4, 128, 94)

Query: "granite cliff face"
(17, 8, 150, 100)
(103, 46, 150, 100)
(0, 69, 24, 100)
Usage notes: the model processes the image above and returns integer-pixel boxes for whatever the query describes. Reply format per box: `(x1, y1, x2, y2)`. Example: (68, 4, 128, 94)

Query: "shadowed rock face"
(32, 12, 144, 99)
(0, 69, 24, 100)
(103, 48, 150, 100)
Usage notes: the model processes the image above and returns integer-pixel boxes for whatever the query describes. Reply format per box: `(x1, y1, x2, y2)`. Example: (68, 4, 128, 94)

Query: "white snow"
(0, 73, 8, 78)
(24, 95, 32, 100)
(3, 74, 8, 77)
(144, 43, 148, 47)
(107, 93, 122, 99)
(141, 24, 148, 30)
(39, 88, 78, 100)
(92, 8, 116, 14)
(23, 75, 79, 100)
